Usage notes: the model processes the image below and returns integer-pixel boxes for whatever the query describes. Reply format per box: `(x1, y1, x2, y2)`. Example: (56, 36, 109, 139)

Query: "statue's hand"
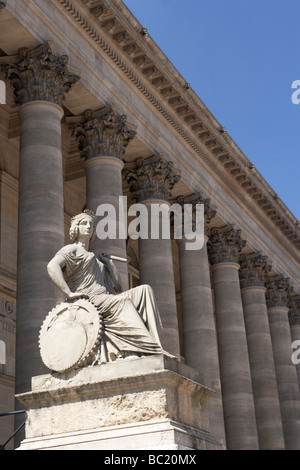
(67, 292, 89, 301)
(99, 251, 111, 264)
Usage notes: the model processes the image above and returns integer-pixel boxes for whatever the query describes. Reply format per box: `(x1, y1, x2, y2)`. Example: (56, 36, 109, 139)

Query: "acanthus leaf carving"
(266, 275, 292, 309)
(288, 295, 300, 326)
(67, 106, 136, 160)
(174, 192, 216, 232)
(123, 154, 180, 202)
(0, 42, 80, 106)
(207, 225, 246, 265)
(239, 252, 271, 289)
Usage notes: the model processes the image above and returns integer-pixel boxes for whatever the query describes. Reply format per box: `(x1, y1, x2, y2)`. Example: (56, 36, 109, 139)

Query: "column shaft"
(241, 286, 285, 449)
(268, 305, 300, 449)
(289, 296, 300, 391)
(16, 101, 65, 393)
(138, 202, 180, 357)
(85, 156, 128, 290)
(266, 276, 300, 449)
(291, 324, 300, 390)
(178, 236, 226, 447)
(212, 262, 258, 449)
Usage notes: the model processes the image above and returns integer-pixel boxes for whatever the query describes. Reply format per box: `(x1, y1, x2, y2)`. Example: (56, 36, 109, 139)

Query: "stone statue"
(39, 209, 170, 373)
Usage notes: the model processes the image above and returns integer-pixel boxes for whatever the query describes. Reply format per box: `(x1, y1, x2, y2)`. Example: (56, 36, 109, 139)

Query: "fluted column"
(289, 295, 300, 390)
(0, 43, 79, 395)
(124, 154, 181, 357)
(266, 276, 300, 449)
(208, 225, 258, 449)
(177, 193, 226, 448)
(239, 253, 285, 449)
(68, 107, 136, 291)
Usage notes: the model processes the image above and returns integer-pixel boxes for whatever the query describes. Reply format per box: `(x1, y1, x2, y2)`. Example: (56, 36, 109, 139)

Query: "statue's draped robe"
(57, 245, 164, 362)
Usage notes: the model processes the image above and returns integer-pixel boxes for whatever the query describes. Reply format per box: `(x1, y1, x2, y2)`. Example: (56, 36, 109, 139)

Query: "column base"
(16, 355, 222, 450)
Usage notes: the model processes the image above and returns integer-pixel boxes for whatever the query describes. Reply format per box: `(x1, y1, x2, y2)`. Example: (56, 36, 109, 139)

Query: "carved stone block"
(16, 355, 221, 450)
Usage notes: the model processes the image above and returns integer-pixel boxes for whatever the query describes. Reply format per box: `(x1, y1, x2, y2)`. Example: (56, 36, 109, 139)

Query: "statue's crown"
(71, 209, 97, 225)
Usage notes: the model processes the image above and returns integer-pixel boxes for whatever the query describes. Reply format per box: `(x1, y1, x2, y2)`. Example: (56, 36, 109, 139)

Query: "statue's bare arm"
(47, 254, 87, 300)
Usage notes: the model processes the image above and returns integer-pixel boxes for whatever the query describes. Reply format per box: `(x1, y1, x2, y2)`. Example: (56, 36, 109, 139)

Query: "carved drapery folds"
(288, 295, 300, 326)
(239, 252, 271, 289)
(266, 275, 292, 309)
(123, 154, 181, 202)
(207, 225, 246, 265)
(0, 42, 80, 106)
(67, 105, 136, 160)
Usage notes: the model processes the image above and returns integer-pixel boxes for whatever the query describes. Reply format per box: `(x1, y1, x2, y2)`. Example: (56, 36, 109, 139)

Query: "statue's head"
(69, 209, 97, 242)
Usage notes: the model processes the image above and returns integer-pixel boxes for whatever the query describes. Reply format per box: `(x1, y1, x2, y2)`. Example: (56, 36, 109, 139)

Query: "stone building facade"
(0, 0, 299, 450)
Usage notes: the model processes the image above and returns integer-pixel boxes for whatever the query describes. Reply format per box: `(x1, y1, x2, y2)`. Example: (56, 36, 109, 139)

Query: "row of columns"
(1, 43, 300, 450)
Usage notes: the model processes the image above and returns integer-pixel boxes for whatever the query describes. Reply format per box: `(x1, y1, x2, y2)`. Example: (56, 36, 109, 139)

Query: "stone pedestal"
(15, 355, 222, 450)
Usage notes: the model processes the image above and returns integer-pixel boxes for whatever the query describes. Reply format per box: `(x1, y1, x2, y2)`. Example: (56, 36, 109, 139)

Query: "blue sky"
(123, 0, 300, 220)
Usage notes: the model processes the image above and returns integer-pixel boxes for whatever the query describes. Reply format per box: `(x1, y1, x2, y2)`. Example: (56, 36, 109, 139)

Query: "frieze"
(0, 298, 16, 318)
(0, 320, 16, 335)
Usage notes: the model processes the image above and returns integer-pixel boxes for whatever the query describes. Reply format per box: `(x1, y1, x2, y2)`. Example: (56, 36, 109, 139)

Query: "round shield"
(39, 298, 103, 373)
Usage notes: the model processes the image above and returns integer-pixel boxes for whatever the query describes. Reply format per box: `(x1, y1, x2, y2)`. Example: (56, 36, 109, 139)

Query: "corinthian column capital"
(207, 225, 246, 265)
(0, 42, 80, 106)
(67, 105, 136, 160)
(288, 295, 300, 326)
(239, 252, 271, 289)
(123, 154, 180, 202)
(266, 275, 292, 309)
(176, 192, 217, 227)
